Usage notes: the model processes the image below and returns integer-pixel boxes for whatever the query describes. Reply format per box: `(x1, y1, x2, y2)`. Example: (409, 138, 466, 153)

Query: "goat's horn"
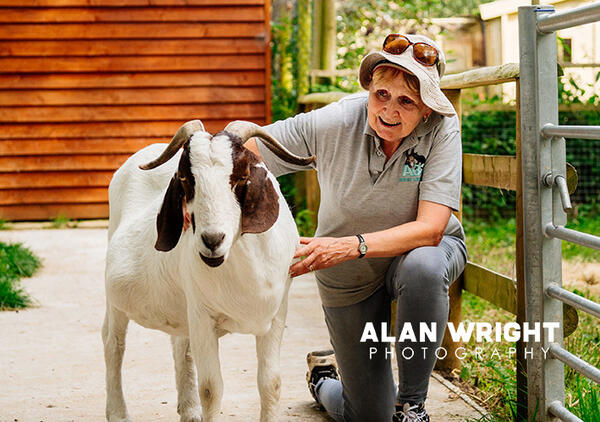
(225, 120, 315, 166)
(139, 120, 205, 170)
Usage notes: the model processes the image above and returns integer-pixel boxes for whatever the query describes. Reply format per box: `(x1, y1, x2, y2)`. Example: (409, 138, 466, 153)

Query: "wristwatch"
(356, 234, 368, 259)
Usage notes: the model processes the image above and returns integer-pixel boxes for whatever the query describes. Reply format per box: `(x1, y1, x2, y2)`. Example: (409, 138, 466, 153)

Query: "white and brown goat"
(103, 120, 314, 422)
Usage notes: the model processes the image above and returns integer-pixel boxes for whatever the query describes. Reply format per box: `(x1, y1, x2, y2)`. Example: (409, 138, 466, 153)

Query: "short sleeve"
(256, 111, 318, 177)
(419, 121, 462, 211)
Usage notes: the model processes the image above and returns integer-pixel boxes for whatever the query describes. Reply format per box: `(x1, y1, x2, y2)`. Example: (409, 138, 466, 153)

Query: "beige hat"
(358, 34, 455, 117)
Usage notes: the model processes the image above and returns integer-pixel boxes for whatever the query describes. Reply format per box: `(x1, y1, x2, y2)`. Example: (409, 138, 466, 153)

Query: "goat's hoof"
(107, 416, 133, 422)
(180, 408, 202, 422)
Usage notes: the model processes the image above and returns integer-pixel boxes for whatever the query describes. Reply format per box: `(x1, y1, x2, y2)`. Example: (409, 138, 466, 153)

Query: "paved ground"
(0, 228, 484, 421)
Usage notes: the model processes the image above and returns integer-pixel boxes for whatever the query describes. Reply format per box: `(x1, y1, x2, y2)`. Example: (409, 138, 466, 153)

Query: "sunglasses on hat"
(382, 34, 439, 68)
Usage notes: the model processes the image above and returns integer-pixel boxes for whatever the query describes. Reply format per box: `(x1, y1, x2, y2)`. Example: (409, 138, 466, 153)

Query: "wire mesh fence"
(461, 107, 600, 220)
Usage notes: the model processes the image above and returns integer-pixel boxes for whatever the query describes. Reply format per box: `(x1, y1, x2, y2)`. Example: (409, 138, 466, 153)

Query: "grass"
(459, 211, 600, 421)
(51, 214, 75, 229)
(0, 241, 42, 310)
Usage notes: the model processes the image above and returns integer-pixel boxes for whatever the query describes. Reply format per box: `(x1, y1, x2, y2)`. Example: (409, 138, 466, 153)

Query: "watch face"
(359, 243, 368, 254)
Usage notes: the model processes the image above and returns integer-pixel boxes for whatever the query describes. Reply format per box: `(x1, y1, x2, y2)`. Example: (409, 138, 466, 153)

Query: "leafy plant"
(0, 242, 41, 310)
(294, 208, 315, 237)
(0, 274, 31, 309)
(0, 242, 41, 278)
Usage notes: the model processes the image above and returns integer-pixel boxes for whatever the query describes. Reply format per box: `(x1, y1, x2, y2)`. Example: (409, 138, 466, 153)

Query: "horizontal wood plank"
(0, 55, 265, 73)
(463, 154, 517, 191)
(0, 203, 109, 221)
(441, 63, 520, 90)
(0, 103, 265, 122)
(0, 187, 108, 205)
(463, 262, 517, 315)
(0, 171, 114, 189)
(0, 155, 130, 172)
(0, 87, 265, 106)
(0, 23, 265, 39)
(0, 120, 266, 139)
(0, 39, 265, 57)
(0, 71, 265, 89)
(0, 0, 265, 6)
(0, 7, 264, 23)
(0, 138, 161, 156)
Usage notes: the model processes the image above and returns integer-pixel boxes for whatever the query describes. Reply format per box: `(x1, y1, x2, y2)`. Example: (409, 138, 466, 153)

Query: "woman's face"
(367, 70, 431, 145)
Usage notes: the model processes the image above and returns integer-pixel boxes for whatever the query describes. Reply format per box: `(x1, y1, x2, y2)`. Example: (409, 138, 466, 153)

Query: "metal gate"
(519, 3, 600, 421)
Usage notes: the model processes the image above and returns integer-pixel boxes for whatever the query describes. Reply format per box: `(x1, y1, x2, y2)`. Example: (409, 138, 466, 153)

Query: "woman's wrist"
(343, 235, 362, 260)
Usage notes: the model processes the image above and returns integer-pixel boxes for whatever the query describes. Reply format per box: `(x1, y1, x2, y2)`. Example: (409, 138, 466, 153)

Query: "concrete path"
(0, 228, 484, 421)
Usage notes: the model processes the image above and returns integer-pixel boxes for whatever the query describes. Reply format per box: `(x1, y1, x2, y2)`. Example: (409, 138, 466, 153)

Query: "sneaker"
(392, 402, 430, 422)
(306, 349, 339, 403)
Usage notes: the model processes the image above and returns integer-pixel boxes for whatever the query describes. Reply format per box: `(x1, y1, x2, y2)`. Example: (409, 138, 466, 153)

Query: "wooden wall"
(0, 0, 271, 221)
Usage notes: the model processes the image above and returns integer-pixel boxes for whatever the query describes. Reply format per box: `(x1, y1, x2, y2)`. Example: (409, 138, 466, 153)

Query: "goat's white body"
(104, 142, 298, 422)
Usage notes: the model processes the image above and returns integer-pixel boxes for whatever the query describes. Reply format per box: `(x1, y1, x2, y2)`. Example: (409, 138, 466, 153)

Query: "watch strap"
(356, 234, 367, 259)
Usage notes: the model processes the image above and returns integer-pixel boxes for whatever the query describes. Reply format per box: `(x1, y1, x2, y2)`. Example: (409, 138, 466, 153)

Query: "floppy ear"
(241, 166, 279, 234)
(155, 174, 185, 251)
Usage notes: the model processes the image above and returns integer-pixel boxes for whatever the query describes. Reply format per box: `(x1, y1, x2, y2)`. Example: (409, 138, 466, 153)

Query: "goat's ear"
(155, 174, 184, 251)
(241, 165, 279, 234)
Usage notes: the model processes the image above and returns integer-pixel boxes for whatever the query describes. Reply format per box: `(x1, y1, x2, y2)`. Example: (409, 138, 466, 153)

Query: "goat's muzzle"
(200, 254, 225, 268)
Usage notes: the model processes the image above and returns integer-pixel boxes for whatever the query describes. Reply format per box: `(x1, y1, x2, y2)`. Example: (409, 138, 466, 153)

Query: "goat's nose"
(201, 231, 225, 251)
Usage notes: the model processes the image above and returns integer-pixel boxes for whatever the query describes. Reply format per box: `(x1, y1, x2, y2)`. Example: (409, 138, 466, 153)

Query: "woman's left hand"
(289, 236, 358, 277)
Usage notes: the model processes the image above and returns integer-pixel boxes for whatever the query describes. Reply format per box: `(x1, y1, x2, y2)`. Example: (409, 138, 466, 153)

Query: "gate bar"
(537, 2, 600, 33)
(548, 343, 600, 384)
(548, 401, 583, 422)
(541, 124, 600, 140)
(544, 224, 600, 250)
(546, 283, 600, 319)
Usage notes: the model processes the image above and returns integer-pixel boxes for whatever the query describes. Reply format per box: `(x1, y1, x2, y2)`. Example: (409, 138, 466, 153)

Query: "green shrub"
(0, 242, 41, 278)
(0, 242, 41, 310)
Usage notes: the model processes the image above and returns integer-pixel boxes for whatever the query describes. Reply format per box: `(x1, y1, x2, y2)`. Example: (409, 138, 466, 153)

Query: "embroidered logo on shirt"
(399, 149, 426, 182)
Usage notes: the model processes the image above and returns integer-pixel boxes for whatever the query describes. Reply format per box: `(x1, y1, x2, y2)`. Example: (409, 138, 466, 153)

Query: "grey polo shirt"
(257, 92, 464, 307)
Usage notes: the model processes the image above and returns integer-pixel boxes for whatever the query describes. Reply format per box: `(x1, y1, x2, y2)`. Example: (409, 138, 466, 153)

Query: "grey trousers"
(315, 235, 467, 422)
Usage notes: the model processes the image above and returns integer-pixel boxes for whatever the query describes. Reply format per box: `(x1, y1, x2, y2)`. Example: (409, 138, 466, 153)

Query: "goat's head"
(139, 120, 315, 267)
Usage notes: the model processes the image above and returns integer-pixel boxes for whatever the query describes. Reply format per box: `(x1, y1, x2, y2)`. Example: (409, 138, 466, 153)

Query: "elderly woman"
(245, 33, 467, 422)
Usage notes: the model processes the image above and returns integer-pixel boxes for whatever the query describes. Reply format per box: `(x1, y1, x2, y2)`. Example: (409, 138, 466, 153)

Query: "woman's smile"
(378, 116, 402, 127)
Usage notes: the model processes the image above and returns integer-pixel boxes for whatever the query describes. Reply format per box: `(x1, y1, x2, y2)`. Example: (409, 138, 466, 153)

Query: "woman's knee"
(390, 247, 448, 296)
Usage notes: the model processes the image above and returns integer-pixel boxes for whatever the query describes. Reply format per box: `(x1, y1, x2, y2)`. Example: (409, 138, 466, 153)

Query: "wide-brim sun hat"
(359, 33, 456, 117)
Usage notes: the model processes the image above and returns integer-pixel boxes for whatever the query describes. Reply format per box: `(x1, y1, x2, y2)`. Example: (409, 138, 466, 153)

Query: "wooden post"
(305, 170, 320, 232)
(515, 79, 529, 422)
(435, 88, 463, 373)
(295, 100, 322, 232)
(277, 1, 293, 92)
(297, 0, 311, 96)
(320, 0, 336, 83)
(311, 0, 323, 70)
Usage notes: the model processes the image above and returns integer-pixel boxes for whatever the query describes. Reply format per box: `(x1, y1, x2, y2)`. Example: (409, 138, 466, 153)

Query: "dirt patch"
(563, 261, 600, 297)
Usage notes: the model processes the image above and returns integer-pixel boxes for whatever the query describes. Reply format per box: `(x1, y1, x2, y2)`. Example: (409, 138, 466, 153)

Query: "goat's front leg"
(255, 291, 289, 422)
(102, 304, 132, 422)
(171, 336, 202, 422)
(187, 308, 223, 422)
